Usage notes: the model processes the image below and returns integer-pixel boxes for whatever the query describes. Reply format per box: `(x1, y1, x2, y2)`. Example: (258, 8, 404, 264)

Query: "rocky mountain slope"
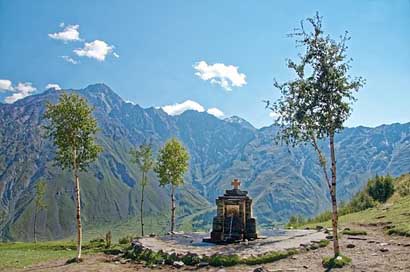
(0, 83, 409, 240)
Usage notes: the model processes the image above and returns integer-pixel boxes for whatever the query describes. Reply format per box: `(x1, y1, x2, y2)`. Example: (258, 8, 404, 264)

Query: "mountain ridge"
(1, 83, 409, 241)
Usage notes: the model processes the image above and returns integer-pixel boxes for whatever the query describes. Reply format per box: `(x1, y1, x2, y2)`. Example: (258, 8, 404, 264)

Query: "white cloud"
(49, 24, 81, 42)
(4, 82, 37, 103)
(61, 55, 78, 64)
(46, 83, 61, 90)
(113, 52, 120, 58)
(162, 100, 205, 116)
(193, 61, 247, 91)
(207, 108, 224, 118)
(0, 79, 13, 91)
(74, 40, 114, 61)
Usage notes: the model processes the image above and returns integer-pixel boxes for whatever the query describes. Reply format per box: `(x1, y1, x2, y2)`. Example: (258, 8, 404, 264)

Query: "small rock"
(114, 261, 120, 265)
(303, 265, 309, 269)
(347, 243, 356, 248)
(316, 225, 324, 231)
(173, 261, 185, 268)
(403, 244, 410, 247)
(380, 248, 389, 252)
(119, 259, 128, 264)
(149, 233, 156, 237)
(379, 242, 389, 246)
(197, 262, 209, 268)
(326, 235, 333, 240)
(368, 240, 376, 243)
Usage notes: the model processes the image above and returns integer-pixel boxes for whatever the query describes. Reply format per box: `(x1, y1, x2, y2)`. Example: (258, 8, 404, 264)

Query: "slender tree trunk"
(140, 172, 145, 237)
(170, 184, 176, 233)
(329, 133, 340, 256)
(73, 149, 82, 262)
(33, 209, 37, 243)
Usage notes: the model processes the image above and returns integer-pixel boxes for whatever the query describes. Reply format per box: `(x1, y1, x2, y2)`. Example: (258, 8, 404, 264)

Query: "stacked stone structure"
(206, 178, 257, 243)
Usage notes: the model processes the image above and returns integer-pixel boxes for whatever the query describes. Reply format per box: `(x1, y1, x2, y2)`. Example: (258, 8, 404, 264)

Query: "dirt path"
(12, 225, 410, 272)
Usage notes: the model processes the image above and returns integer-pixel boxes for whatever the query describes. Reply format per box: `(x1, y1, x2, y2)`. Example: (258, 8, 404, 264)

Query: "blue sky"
(0, 0, 409, 128)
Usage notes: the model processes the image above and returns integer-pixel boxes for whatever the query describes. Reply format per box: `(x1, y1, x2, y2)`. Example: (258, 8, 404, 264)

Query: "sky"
(0, 0, 409, 128)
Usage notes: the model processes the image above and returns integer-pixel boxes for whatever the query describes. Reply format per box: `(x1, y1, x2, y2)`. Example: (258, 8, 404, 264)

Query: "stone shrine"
(206, 178, 257, 243)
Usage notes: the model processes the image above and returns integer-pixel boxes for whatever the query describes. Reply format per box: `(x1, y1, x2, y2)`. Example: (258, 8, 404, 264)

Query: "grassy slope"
(304, 174, 410, 236)
(0, 240, 124, 270)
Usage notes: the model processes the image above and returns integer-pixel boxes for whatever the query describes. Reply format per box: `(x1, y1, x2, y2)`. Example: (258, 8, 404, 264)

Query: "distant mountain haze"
(0, 84, 409, 241)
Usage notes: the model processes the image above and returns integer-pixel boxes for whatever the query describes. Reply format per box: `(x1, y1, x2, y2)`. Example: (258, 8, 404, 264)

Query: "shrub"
(118, 235, 132, 245)
(348, 191, 376, 212)
(367, 175, 394, 203)
(322, 255, 351, 268)
(397, 178, 410, 197)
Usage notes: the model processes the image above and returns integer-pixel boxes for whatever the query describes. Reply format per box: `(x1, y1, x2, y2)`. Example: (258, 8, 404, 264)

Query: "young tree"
(33, 180, 47, 243)
(267, 13, 364, 257)
(130, 143, 155, 236)
(154, 138, 189, 233)
(44, 93, 102, 261)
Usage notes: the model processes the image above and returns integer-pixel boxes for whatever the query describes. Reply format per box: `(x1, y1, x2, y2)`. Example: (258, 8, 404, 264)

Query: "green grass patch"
(318, 239, 330, 247)
(322, 254, 351, 268)
(0, 240, 127, 269)
(241, 249, 297, 265)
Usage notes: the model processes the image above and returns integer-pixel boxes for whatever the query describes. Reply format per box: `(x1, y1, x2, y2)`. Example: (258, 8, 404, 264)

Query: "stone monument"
(205, 178, 257, 243)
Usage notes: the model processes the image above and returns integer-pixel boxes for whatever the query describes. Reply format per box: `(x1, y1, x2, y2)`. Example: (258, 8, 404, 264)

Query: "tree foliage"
(130, 143, 155, 187)
(33, 180, 47, 242)
(43, 93, 102, 171)
(155, 138, 189, 187)
(367, 175, 395, 203)
(268, 13, 365, 147)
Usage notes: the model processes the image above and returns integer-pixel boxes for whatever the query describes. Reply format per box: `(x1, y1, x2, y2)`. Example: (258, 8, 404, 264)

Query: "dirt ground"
(11, 225, 410, 272)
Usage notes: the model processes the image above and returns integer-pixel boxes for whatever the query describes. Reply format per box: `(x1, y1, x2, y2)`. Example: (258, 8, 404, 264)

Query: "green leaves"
(43, 92, 102, 171)
(269, 12, 365, 146)
(154, 138, 189, 187)
(130, 143, 155, 186)
(35, 180, 47, 211)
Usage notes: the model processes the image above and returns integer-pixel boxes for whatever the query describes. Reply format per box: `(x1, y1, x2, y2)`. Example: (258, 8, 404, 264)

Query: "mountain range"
(1, 83, 409, 241)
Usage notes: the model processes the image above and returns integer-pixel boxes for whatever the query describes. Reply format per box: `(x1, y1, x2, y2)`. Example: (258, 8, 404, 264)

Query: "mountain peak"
(225, 115, 255, 130)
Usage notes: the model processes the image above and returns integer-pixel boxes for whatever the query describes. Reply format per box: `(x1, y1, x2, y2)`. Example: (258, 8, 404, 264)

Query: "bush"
(118, 235, 132, 245)
(322, 255, 351, 268)
(348, 191, 376, 212)
(367, 175, 394, 203)
(397, 178, 410, 197)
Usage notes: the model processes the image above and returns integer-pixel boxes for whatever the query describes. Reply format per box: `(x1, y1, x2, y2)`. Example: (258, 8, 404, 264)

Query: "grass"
(0, 239, 127, 269)
(322, 254, 351, 268)
(303, 195, 410, 236)
(301, 175, 410, 236)
(126, 244, 299, 267)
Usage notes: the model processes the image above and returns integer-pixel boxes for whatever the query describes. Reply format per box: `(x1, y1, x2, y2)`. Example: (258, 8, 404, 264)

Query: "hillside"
(302, 174, 410, 237)
(1, 83, 410, 241)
